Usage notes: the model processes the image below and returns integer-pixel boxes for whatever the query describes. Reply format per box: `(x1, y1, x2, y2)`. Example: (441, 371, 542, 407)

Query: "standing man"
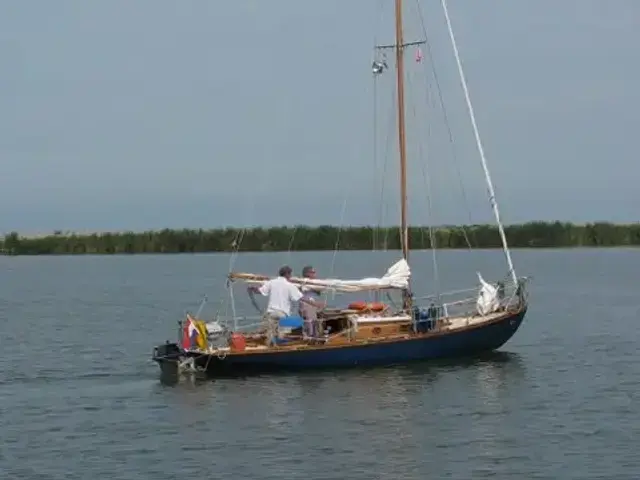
(299, 265, 324, 339)
(248, 265, 324, 345)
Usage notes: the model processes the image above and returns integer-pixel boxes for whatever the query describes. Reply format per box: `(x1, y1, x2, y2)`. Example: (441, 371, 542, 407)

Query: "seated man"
(248, 265, 324, 346)
(299, 265, 324, 339)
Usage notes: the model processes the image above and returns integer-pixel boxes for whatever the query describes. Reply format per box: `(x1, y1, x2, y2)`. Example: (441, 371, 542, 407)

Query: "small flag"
(181, 314, 208, 350)
(415, 47, 423, 63)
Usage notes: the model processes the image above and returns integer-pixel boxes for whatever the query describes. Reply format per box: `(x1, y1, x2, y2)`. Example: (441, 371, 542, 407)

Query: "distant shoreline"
(2, 221, 639, 255)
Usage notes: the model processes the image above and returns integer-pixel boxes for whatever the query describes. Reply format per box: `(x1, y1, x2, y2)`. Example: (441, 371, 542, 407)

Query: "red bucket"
(229, 333, 246, 352)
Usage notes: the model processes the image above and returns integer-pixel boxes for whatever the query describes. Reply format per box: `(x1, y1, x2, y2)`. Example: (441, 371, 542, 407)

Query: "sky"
(1, 0, 639, 234)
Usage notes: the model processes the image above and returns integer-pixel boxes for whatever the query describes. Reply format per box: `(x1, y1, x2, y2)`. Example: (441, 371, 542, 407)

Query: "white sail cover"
(240, 258, 411, 293)
(476, 272, 499, 315)
(308, 258, 411, 292)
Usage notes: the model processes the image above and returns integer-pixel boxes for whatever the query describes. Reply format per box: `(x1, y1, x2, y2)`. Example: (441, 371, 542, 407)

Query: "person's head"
(278, 265, 293, 279)
(301, 265, 316, 279)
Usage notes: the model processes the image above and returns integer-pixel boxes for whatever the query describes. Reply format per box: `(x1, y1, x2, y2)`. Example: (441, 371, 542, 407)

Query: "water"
(0, 248, 638, 479)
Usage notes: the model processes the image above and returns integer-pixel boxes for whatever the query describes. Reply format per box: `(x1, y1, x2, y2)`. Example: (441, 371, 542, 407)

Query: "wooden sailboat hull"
(153, 308, 527, 377)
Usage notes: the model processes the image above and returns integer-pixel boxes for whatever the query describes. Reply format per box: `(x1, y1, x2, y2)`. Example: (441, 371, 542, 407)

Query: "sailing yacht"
(152, 0, 529, 377)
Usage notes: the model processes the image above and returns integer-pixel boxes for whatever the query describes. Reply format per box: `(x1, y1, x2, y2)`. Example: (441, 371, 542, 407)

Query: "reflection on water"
(155, 350, 528, 443)
(474, 353, 526, 401)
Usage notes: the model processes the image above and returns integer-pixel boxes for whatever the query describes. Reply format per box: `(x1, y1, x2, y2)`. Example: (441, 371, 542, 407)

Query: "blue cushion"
(279, 315, 304, 328)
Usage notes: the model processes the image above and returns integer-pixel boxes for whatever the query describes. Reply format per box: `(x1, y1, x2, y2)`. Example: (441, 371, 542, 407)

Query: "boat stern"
(152, 341, 184, 376)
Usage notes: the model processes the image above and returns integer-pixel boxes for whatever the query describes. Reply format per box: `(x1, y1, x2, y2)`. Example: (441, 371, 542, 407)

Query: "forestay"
(229, 258, 411, 293)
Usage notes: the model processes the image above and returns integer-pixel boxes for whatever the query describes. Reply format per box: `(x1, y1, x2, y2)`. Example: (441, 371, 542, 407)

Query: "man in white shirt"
(248, 265, 325, 345)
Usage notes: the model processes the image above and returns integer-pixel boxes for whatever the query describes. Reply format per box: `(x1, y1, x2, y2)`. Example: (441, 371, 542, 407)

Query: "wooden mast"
(394, 0, 411, 310)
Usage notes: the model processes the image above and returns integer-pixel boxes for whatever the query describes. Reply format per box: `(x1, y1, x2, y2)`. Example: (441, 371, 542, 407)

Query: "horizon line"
(4, 219, 639, 239)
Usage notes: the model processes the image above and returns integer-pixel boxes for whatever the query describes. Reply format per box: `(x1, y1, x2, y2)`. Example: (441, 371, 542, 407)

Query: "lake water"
(0, 248, 638, 479)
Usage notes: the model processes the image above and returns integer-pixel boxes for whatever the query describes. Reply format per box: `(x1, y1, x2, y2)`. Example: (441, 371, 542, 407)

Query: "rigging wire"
(371, 0, 404, 253)
(328, 194, 350, 305)
(328, 2, 386, 286)
(440, 0, 517, 284)
(224, 114, 285, 327)
(372, 0, 384, 252)
(330, 89, 393, 286)
(227, 149, 275, 273)
(376, 79, 399, 251)
(414, 0, 476, 250)
(373, 71, 379, 252)
(404, 54, 441, 299)
(285, 226, 298, 265)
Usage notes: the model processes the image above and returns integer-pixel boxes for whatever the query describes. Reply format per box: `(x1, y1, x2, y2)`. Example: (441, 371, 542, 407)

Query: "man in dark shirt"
(299, 265, 323, 339)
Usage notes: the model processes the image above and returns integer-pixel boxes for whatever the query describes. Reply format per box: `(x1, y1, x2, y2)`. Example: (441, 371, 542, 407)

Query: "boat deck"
(196, 309, 514, 356)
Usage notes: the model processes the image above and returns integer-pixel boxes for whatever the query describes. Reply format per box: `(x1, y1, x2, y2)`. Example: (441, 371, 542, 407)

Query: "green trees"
(2, 232, 20, 255)
(1, 221, 639, 255)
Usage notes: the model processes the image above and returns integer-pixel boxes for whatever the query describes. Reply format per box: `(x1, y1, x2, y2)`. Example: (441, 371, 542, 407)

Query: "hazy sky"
(1, 0, 639, 233)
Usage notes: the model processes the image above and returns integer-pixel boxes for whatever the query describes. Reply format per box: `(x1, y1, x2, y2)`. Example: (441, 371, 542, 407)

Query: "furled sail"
(229, 258, 411, 293)
(476, 272, 500, 315)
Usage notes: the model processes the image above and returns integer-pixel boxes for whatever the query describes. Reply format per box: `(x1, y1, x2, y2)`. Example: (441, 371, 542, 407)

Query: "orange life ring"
(348, 301, 387, 312)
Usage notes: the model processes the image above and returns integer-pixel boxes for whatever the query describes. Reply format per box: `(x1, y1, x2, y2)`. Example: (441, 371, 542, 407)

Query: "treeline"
(1, 221, 640, 255)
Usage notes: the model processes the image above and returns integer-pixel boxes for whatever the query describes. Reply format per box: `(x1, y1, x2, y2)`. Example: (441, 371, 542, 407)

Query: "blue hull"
(154, 308, 527, 377)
